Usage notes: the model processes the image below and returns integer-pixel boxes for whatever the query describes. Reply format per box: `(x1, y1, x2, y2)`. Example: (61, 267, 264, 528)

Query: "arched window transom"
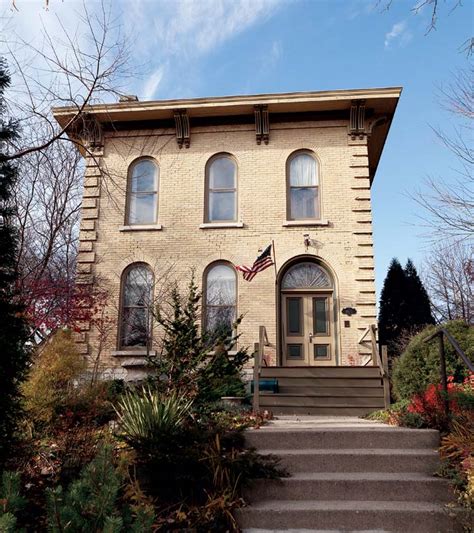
(120, 264, 154, 348)
(206, 155, 237, 222)
(282, 262, 332, 290)
(204, 263, 237, 335)
(288, 152, 320, 220)
(127, 159, 159, 225)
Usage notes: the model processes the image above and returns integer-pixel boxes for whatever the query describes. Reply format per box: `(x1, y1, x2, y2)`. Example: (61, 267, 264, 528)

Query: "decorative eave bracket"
(349, 99, 366, 140)
(70, 112, 104, 152)
(254, 104, 270, 145)
(174, 109, 190, 148)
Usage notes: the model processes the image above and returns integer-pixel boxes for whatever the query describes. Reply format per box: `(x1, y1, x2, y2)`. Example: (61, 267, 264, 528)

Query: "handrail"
(423, 327, 474, 418)
(253, 325, 267, 412)
(424, 327, 474, 372)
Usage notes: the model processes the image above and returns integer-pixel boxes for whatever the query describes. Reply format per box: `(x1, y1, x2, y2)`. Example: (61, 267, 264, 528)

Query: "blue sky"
(3, 0, 472, 297)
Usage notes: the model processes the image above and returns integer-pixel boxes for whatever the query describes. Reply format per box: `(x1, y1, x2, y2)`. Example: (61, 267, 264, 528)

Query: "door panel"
(282, 292, 335, 366)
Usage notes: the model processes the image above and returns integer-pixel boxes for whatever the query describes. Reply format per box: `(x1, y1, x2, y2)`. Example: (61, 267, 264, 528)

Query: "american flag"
(236, 244, 274, 281)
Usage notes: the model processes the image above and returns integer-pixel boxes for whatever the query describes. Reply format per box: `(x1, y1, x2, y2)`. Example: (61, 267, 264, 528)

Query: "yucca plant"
(114, 387, 193, 452)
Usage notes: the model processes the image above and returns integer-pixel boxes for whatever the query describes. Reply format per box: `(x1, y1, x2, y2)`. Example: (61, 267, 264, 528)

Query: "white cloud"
(384, 20, 412, 48)
(142, 65, 165, 100)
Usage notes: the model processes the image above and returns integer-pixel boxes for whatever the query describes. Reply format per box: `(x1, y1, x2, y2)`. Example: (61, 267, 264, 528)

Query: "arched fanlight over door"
(282, 261, 332, 290)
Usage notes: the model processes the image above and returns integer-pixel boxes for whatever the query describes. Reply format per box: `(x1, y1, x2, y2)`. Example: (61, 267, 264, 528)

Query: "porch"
(252, 325, 390, 416)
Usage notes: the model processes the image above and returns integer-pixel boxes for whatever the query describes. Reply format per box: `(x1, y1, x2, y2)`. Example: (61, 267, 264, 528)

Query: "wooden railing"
(423, 327, 474, 417)
(359, 324, 390, 408)
(253, 325, 269, 412)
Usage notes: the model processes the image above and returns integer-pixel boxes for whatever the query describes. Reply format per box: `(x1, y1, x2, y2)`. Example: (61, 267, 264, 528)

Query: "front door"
(282, 292, 335, 366)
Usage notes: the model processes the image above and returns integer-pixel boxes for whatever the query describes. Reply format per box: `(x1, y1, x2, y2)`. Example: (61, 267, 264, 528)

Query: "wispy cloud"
(384, 20, 412, 48)
(142, 66, 165, 100)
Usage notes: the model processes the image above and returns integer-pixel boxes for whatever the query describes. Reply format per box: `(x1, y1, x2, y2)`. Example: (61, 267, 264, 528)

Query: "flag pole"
(271, 239, 278, 283)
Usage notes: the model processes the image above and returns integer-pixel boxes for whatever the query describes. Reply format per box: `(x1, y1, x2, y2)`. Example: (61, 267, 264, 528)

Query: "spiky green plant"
(114, 387, 193, 451)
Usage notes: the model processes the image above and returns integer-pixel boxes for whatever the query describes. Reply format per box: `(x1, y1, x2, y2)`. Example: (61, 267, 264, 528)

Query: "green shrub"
(114, 387, 193, 453)
(0, 471, 25, 532)
(393, 320, 473, 401)
(46, 445, 155, 532)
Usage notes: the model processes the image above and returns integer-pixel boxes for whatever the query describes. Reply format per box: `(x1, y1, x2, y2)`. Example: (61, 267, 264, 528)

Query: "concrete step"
(259, 394, 385, 408)
(235, 500, 461, 532)
(277, 386, 384, 396)
(262, 406, 384, 416)
(245, 428, 440, 450)
(273, 377, 383, 388)
(258, 448, 440, 474)
(261, 367, 381, 379)
(246, 473, 453, 503)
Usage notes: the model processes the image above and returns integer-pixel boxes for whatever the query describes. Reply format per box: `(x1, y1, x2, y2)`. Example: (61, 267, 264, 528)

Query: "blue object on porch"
(250, 378, 279, 394)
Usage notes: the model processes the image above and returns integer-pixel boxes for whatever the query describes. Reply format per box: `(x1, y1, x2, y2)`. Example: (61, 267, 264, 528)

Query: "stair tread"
(258, 448, 438, 456)
(240, 500, 453, 512)
(257, 472, 447, 482)
(260, 393, 383, 397)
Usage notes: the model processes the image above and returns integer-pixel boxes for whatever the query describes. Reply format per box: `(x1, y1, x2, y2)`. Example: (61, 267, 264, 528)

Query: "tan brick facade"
(55, 89, 400, 379)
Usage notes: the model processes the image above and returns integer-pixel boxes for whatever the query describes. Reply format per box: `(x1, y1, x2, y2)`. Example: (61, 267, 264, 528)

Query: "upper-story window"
(287, 151, 320, 220)
(120, 263, 154, 348)
(204, 262, 237, 336)
(127, 158, 159, 225)
(206, 154, 237, 222)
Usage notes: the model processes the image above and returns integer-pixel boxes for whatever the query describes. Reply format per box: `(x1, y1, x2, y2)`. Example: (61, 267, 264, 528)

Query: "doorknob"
(309, 333, 313, 343)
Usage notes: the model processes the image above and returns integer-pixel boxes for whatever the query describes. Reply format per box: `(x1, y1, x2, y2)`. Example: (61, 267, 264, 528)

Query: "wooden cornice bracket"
(70, 112, 104, 150)
(254, 104, 270, 145)
(174, 109, 190, 148)
(349, 99, 366, 140)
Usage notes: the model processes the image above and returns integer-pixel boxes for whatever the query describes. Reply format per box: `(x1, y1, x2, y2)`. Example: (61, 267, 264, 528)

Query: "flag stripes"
(236, 244, 274, 281)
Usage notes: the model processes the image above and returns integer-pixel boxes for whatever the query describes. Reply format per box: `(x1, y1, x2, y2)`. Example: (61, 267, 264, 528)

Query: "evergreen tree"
(0, 59, 30, 464)
(379, 258, 407, 355)
(379, 257, 435, 359)
(404, 258, 435, 328)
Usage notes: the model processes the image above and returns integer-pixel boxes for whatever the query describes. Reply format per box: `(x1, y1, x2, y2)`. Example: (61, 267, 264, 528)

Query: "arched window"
(127, 159, 159, 225)
(120, 264, 154, 348)
(287, 151, 320, 220)
(206, 155, 237, 222)
(282, 262, 332, 290)
(204, 262, 237, 335)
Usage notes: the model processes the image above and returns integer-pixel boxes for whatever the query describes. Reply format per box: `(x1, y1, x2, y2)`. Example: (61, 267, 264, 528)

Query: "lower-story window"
(204, 262, 237, 337)
(120, 263, 154, 348)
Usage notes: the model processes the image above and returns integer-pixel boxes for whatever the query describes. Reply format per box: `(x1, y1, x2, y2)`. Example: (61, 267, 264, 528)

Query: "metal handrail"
(423, 327, 473, 417)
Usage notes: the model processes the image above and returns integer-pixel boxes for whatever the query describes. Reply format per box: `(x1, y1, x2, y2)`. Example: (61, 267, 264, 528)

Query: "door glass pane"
(314, 344, 330, 360)
(209, 191, 236, 221)
(287, 297, 301, 335)
(287, 344, 303, 359)
(313, 297, 328, 335)
(290, 187, 318, 219)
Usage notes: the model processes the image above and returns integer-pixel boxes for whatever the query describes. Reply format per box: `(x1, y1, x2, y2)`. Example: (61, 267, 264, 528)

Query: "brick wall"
(75, 119, 377, 378)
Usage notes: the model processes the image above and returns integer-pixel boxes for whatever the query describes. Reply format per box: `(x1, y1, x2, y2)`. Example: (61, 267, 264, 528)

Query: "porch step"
(236, 500, 460, 532)
(260, 366, 381, 379)
(257, 366, 385, 415)
(237, 423, 461, 532)
(257, 448, 440, 473)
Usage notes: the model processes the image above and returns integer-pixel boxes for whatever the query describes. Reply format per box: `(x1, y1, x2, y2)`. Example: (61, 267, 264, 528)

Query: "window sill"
(112, 350, 157, 357)
(282, 219, 329, 227)
(199, 222, 244, 229)
(119, 224, 162, 232)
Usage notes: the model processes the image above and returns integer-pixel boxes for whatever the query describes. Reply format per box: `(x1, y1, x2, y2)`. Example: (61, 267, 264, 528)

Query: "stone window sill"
(119, 224, 162, 232)
(112, 350, 157, 357)
(199, 222, 244, 229)
(282, 219, 329, 227)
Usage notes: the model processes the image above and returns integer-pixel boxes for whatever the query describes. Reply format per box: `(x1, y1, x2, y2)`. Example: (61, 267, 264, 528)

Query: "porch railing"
(253, 325, 269, 412)
(359, 324, 390, 408)
(423, 327, 473, 418)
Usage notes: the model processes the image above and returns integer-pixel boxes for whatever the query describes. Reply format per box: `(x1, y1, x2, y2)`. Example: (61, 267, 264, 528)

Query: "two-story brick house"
(53, 88, 401, 413)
